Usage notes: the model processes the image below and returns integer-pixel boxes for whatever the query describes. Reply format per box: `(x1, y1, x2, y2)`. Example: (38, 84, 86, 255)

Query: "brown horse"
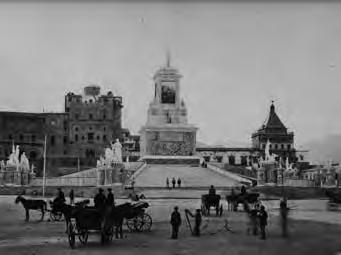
(15, 195, 47, 222)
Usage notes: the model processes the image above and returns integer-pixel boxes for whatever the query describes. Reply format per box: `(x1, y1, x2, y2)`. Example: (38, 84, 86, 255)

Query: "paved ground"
(1, 195, 341, 254)
(134, 165, 239, 187)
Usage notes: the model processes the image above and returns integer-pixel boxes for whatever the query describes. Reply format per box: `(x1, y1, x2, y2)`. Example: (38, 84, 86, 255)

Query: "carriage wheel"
(126, 216, 143, 232)
(67, 223, 76, 249)
(78, 229, 88, 245)
(50, 211, 63, 221)
(126, 218, 136, 232)
(140, 213, 152, 232)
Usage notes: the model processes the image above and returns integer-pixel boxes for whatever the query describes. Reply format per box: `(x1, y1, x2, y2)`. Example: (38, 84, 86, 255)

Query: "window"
(82, 135, 85, 141)
(269, 144, 272, 149)
(75, 134, 78, 142)
(275, 144, 278, 149)
(50, 135, 55, 146)
(97, 135, 100, 141)
(287, 144, 291, 150)
(89, 114, 93, 120)
(32, 135, 36, 142)
(281, 144, 284, 150)
(19, 134, 24, 141)
(88, 133, 94, 142)
(63, 136, 67, 144)
(103, 114, 106, 119)
(75, 127, 79, 132)
(103, 135, 107, 141)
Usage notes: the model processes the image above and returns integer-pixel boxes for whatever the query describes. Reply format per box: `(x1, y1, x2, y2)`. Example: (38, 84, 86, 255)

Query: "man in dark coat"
(209, 185, 216, 196)
(57, 187, 66, 203)
(69, 189, 74, 205)
(194, 209, 202, 236)
(94, 188, 106, 210)
(172, 177, 176, 188)
(177, 178, 182, 188)
(106, 188, 114, 206)
(280, 198, 289, 238)
(170, 206, 182, 239)
(258, 205, 268, 240)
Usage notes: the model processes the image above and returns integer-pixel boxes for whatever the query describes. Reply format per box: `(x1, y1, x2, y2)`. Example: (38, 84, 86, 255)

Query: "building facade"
(0, 85, 124, 176)
(251, 102, 297, 162)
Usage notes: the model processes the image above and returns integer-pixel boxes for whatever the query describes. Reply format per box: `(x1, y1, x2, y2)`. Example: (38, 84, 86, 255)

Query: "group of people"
(166, 177, 182, 188)
(93, 188, 115, 210)
(247, 202, 268, 240)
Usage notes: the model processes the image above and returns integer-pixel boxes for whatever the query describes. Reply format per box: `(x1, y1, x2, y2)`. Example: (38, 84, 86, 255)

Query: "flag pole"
(43, 135, 47, 198)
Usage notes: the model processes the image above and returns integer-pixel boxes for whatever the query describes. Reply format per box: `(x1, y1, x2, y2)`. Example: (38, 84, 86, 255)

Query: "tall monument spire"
(166, 50, 171, 67)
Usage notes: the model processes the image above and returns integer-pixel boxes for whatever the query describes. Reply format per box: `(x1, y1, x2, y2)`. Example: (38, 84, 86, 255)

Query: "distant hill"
(304, 134, 341, 164)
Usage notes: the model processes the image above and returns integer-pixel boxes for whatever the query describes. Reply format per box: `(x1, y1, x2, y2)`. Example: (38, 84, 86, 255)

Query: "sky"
(0, 2, 340, 148)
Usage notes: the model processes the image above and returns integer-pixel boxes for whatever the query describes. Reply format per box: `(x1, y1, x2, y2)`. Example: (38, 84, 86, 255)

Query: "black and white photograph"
(0, 1, 340, 254)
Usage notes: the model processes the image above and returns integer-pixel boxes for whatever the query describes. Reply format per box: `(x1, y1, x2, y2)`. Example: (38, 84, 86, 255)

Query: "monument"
(140, 54, 199, 164)
(0, 144, 36, 186)
(96, 139, 125, 186)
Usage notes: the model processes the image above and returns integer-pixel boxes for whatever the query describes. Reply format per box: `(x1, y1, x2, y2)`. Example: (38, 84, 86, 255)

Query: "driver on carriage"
(94, 188, 106, 211)
(52, 188, 66, 212)
(209, 185, 216, 196)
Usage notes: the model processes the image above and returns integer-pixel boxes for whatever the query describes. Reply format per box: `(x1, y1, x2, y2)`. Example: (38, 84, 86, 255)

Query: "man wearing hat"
(106, 188, 115, 206)
(94, 188, 106, 210)
(170, 206, 182, 239)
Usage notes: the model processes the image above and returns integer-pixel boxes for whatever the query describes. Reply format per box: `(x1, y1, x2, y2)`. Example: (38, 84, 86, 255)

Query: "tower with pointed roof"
(139, 55, 198, 163)
(251, 102, 296, 162)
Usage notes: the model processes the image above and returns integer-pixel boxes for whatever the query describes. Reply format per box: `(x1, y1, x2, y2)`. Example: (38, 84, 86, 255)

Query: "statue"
(30, 164, 35, 174)
(96, 159, 101, 168)
(105, 147, 114, 165)
(111, 139, 122, 163)
(14, 145, 20, 166)
(7, 145, 17, 166)
(0, 160, 5, 170)
(20, 152, 30, 172)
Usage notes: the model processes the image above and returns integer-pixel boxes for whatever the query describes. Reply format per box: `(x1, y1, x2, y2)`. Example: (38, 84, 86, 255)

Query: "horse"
(104, 202, 132, 240)
(15, 195, 47, 222)
(226, 192, 260, 211)
(201, 194, 222, 216)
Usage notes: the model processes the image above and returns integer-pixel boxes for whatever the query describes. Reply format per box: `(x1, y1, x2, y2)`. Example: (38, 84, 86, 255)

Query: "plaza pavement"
(134, 165, 240, 188)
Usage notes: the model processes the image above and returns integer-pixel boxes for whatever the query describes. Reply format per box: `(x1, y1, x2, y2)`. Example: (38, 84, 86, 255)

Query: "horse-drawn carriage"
(326, 189, 341, 211)
(125, 201, 152, 232)
(201, 194, 223, 216)
(65, 201, 152, 248)
(225, 191, 260, 211)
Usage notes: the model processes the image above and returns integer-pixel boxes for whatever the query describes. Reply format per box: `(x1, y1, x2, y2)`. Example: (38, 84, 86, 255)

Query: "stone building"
(251, 102, 297, 162)
(0, 85, 124, 176)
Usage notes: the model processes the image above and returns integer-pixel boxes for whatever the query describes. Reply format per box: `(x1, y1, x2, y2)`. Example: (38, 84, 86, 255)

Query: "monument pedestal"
(141, 155, 200, 165)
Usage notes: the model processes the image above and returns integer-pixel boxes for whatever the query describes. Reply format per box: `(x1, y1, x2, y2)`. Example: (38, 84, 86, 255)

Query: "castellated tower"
(140, 56, 198, 164)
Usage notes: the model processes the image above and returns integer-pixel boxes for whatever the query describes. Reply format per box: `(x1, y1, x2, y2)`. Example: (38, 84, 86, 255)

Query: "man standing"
(69, 189, 74, 205)
(170, 206, 182, 239)
(106, 188, 114, 206)
(172, 177, 176, 188)
(166, 178, 170, 189)
(94, 188, 106, 210)
(258, 205, 268, 240)
(177, 178, 182, 188)
(280, 197, 289, 238)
